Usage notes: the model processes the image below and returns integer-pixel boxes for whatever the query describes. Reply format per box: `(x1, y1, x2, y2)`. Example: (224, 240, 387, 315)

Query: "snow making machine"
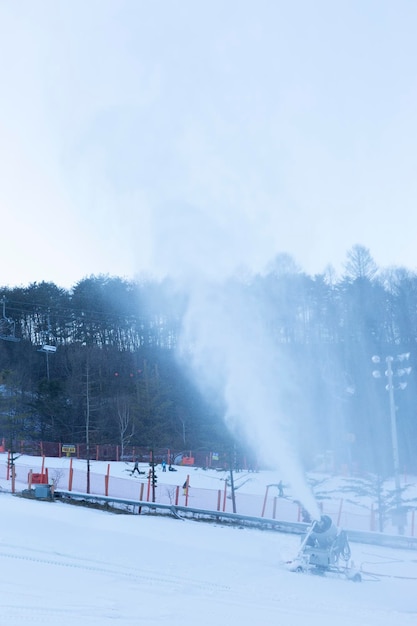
(288, 514, 362, 581)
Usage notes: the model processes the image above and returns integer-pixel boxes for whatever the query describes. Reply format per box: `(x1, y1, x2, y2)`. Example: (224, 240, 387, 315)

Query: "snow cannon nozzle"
(312, 514, 333, 533)
(309, 514, 337, 546)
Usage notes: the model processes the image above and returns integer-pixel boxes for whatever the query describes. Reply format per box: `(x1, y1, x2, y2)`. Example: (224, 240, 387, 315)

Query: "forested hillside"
(1, 245, 417, 474)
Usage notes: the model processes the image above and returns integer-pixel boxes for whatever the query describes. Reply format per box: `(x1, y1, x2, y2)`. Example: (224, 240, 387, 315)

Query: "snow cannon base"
(287, 515, 362, 582)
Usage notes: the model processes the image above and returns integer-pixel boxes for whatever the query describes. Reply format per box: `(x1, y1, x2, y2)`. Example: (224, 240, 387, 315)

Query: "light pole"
(38, 344, 56, 381)
(372, 353, 411, 535)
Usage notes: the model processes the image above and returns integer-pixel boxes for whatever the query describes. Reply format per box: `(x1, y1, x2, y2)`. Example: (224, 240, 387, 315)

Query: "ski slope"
(1, 488, 416, 625)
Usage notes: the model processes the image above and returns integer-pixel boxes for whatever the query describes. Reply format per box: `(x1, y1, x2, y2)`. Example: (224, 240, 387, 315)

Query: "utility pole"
(228, 447, 237, 513)
(86, 362, 91, 494)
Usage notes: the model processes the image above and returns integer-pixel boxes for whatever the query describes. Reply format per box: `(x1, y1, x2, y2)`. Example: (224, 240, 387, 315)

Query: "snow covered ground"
(1, 456, 417, 624)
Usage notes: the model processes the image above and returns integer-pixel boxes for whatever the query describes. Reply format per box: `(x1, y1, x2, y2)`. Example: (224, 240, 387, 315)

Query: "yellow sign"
(62, 444, 76, 456)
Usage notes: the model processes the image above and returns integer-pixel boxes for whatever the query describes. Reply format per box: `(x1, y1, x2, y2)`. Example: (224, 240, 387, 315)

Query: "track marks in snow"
(0, 543, 231, 594)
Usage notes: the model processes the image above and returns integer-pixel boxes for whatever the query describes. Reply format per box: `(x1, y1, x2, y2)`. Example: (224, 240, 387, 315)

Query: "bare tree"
(344, 244, 378, 281)
(115, 395, 135, 459)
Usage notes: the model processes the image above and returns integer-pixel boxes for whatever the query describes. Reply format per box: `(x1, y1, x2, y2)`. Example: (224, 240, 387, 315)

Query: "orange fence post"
(261, 486, 269, 517)
(370, 503, 375, 531)
(68, 458, 73, 491)
(337, 498, 343, 526)
(222, 480, 227, 511)
(105, 463, 110, 496)
(41, 455, 45, 475)
(28, 469, 33, 489)
(185, 474, 190, 506)
(138, 483, 145, 514)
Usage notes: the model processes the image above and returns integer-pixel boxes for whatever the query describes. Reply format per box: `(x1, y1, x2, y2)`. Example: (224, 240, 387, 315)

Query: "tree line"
(1, 244, 417, 475)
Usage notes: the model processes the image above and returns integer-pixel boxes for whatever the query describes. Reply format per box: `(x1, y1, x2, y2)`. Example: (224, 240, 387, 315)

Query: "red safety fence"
(1, 454, 416, 538)
(4, 439, 253, 470)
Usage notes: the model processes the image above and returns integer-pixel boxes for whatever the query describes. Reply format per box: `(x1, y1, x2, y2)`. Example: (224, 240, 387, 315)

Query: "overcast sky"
(1, 0, 417, 289)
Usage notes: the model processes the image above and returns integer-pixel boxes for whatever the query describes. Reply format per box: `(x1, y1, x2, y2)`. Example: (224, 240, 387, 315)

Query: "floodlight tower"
(372, 353, 411, 534)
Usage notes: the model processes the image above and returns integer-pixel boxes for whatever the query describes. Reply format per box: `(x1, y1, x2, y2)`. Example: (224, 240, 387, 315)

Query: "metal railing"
(50, 489, 417, 551)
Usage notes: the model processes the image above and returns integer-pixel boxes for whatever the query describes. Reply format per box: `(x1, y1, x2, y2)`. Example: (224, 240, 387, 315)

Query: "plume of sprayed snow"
(179, 280, 319, 519)
(151, 203, 319, 518)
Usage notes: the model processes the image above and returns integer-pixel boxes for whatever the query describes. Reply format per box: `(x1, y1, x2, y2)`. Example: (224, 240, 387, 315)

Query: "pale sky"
(1, 0, 417, 289)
